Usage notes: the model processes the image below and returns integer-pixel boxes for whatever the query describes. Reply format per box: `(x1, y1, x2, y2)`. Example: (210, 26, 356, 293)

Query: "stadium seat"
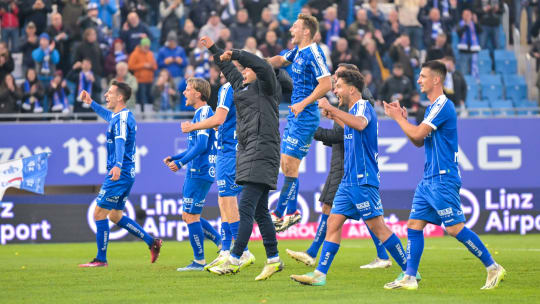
(467, 100, 491, 117)
(515, 100, 540, 116)
(480, 74, 503, 101)
(478, 50, 491, 59)
(489, 99, 514, 116)
(477, 56, 493, 75)
(505, 83, 527, 105)
(494, 50, 517, 74)
(464, 75, 480, 102)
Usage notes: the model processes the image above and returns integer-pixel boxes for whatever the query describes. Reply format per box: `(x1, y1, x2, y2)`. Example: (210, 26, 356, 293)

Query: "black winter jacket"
(209, 45, 291, 189)
(314, 105, 347, 205)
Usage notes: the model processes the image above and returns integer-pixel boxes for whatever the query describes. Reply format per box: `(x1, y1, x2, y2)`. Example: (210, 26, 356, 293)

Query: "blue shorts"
(280, 117, 319, 159)
(410, 178, 465, 227)
(96, 169, 135, 210)
(182, 178, 212, 214)
(331, 184, 383, 221)
(216, 155, 242, 197)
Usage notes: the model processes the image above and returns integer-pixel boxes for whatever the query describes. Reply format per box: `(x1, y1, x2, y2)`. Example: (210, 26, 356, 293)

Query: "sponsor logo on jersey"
(437, 207, 454, 217)
(356, 201, 370, 210)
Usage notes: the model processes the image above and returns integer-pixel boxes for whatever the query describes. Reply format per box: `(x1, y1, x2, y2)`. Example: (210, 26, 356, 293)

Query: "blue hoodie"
(157, 45, 188, 78)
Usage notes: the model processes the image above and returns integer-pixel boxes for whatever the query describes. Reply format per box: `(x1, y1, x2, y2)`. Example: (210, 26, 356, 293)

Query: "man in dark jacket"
(285, 64, 393, 269)
(200, 36, 290, 281)
(379, 63, 415, 109)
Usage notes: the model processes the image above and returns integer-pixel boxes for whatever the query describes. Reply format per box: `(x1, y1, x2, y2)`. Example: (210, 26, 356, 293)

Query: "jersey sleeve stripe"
(217, 83, 231, 111)
(309, 44, 331, 78)
(117, 111, 128, 140)
(423, 98, 447, 125)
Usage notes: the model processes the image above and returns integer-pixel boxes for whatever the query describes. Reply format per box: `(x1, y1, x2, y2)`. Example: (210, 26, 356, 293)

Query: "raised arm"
(314, 124, 344, 145)
(267, 54, 291, 68)
(80, 90, 112, 121)
(231, 49, 276, 95)
(174, 132, 209, 168)
(181, 107, 227, 132)
(319, 98, 368, 132)
(384, 102, 431, 147)
(200, 36, 244, 91)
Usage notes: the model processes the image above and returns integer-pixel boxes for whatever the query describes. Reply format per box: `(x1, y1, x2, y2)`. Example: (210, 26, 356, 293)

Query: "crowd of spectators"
(0, 0, 538, 119)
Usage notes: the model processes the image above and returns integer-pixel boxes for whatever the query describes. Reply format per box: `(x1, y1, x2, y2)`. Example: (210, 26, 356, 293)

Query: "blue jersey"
(107, 109, 136, 172)
(421, 95, 460, 183)
(185, 105, 217, 182)
(342, 100, 379, 188)
(216, 83, 237, 157)
(283, 43, 330, 120)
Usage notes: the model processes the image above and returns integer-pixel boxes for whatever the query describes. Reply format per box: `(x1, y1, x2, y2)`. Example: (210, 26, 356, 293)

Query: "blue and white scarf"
(193, 48, 210, 79)
(431, 22, 442, 39)
(115, 50, 127, 63)
(41, 48, 51, 76)
(325, 18, 341, 51)
(51, 87, 69, 113)
(22, 81, 43, 113)
(161, 83, 170, 111)
(78, 71, 93, 108)
(458, 20, 481, 76)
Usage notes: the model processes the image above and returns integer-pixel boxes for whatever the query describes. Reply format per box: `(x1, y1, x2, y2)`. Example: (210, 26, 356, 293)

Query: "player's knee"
(93, 206, 109, 221)
(108, 211, 123, 224)
(446, 222, 464, 237)
(281, 155, 300, 177)
(182, 212, 199, 224)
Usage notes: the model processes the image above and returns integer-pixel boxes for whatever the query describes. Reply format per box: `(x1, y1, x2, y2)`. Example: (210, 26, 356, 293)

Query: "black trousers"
(231, 182, 278, 258)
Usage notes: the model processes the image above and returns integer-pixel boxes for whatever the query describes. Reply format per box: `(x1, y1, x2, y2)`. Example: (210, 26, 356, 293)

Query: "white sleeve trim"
(217, 104, 230, 111)
(421, 121, 437, 130)
(310, 44, 331, 78)
(114, 135, 127, 140)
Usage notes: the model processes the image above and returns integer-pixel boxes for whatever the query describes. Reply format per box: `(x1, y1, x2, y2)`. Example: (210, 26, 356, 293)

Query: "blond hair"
(187, 77, 211, 101)
(298, 13, 319, 39)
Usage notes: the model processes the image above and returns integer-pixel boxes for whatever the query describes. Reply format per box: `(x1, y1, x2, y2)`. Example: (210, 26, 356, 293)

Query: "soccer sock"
(95, 219, 109, 262)
(200, 218, 221, 247)
(368, 226, 389, 260)
(274, 176, 297, 217)
(188, 222, 205, 261)
(306, 213, 329, 258)
(405, 228, 424, 277)
(456, 226, 495, 268)
(221, 222, 232, 251)
(315, 241, 340, 275)
(117, 216, 153, 246)
(229, 221, 248, 251)
(382, 233, 407, 271)
(285, 177, 299, 215)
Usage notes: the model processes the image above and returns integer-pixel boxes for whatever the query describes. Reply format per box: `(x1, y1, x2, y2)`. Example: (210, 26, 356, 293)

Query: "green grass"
(2, 235, 540, 304)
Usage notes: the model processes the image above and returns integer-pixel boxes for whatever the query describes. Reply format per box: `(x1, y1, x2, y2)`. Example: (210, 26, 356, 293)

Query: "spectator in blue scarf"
(320, 6, 344, 52)
(456, 9, 482, 75)
(20, 68, 45, 113)
(48, 71, 70, 114)
(32, 32, 60, 87)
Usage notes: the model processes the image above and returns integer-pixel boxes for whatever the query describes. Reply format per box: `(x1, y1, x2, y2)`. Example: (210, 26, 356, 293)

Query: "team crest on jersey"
(209, 167, 216, 178)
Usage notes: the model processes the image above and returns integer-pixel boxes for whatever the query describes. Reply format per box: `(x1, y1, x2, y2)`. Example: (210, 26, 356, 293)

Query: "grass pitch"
(2, 235, 539, 304)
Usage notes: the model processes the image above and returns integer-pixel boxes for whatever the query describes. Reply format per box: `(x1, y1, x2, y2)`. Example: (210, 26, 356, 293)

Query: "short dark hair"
(336, 70, 365, 93)
(298, 13, 319, 39)
(421, 60, 447, 81)
(111, 80, 132, 103)
(337, 63, 359, 72)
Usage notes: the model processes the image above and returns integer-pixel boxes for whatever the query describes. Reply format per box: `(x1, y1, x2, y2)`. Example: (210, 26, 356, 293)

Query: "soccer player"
(286, 64, 392, 269)
(180, 79, 256, 271)
(78, 82, 162, 268)
(268, 13, 332, 232)
(164, 77, 222, 271)
(383, 61, 506, 290)
(290, 70, 408, 286)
